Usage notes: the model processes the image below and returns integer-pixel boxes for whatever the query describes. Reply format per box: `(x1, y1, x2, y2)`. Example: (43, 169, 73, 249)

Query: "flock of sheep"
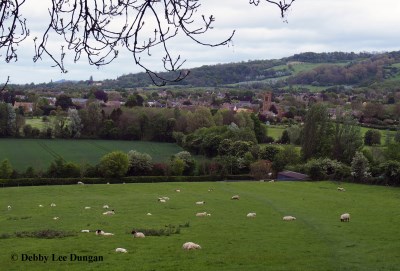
(5, 183, 351, 254)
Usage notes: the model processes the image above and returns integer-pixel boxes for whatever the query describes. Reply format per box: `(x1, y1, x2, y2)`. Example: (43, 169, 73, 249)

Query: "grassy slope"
(0, 139, 183, 171)
(0, 181, 399, 271)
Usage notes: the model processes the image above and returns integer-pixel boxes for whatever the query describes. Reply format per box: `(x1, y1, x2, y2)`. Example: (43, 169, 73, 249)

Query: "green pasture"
(0, 139, 183, 171)
(267, 125, 285, 140)
(0, 181, 399, 271)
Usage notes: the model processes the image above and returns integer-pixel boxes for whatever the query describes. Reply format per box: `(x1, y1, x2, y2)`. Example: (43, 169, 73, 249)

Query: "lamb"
(337, 187, 346, 192)
(103, 205, 109, 209)
(195, 201, 205, 205)
(53, 217, 59, 220)
(50, 203, 56, 207)
(340, 213, 350, 222)
(175, 189, 181, 192)
(182, 242, 201, 250)
(95, 229, 114, 236)
(7, 205, 11, 210)
(158, 199, 166, 203)
(196, 212, 211, 217)
(146, 213, 152, 216)
(81, 230, 90, 233)
(247, 212, 257, 218)
(115, 248, 128, 253)
(132, 230, 145, 238)
(231, 195, 240, 200)
(77, 181, 84, 185)
(103, 210, 115, 215)
(283, 216, 296, 221)
(38, 204, 43, 208)
(84, 206, 91, 210)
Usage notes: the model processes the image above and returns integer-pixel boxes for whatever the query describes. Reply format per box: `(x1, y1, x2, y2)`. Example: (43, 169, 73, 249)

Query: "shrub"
(99, 151, 129, 178)
(250, 160, 272, 180)
(379, 160, 400, 186)
(304, 158, 350, 181)
(364, 130, 381, 146)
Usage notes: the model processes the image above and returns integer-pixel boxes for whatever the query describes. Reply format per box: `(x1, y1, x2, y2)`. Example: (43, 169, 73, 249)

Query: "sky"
(1, 0, 400, 85)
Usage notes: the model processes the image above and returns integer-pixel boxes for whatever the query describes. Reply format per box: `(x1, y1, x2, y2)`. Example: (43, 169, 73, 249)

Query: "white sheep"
(231, 195, 240, 200)
(7, 205, 11, 210)
(247, 212, 257, 218)
(196, 212, 211, 217)
(146, 213, 152, 216)
(337, 187, 346, 192)
(84, 206, 91, 210)
(95, 229, 113, 236)
(77, 181, 84, 185)
(115, 248, 128, 253)
(50, 203, 56, 207)
(182, 242, 201, 250)
(102, 232, 114, 236)
(195, 201, 205, 205)
(53, 217, 59, 220)
(283, 216, 296, 221)
(132, 230, 145, 238)
(175, 189, 181, 192)
(340, 213, 350, 222)
(103, 210, 115, 215)
(158, 199, 166, 203)
(208, 189, 213, 192)
(38, 204, 43, 208)
(81, 230, 90, 233)
(161, 196, 170, 200)
(103, 205, 109, 209)
(269, 180, 275, 183)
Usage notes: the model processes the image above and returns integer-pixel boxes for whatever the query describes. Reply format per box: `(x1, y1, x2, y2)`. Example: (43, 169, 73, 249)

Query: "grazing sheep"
(38, 204, 43, 208)
(195, 201, 205, 205)
(81, 230, 90, 233)
(102, 232, 114, 236)
(283, 216, 296, 221)
(107, 182, 110, 185)
(131, 230, 145, 238)
(50, 203, 56, 207)
(146, 213, 152, 216)
(337, 187, 346, 192)
(269, 180, 275, 183)
(208, 189, 213, 192)
(158, 199, 166, 203)
(196, 212, 211, 217)
(103, 210, 115, 215)
(77, 181, 84, 185)
(103, 205, 109, 209)
(175, 189, 181, 192)
(96, 230, 105, 235)
(161, 196, 170, 200)
(231, 195, 240, 200)
(53, 217, 59, 220)
(115, 248, 128, 253)
(340, 213, 350, 222)
(247, 212, 257, 218)
(84, 206, 91, 210)
(182, 242, 201, 250)
(7, 205, 11, 210)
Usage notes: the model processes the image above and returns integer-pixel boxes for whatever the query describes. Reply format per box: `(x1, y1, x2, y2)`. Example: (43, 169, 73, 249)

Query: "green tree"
(174, 151, 196, 175)
(0, 159, 13, 179)
(169, 158, 185, 176)
(68, 108, 82, 138)
(332, 117, 363, 164)
(364, 130, 381, 146)
(301, 104, 334, 160)
(99, 151, 129, 178)
(127, 150, 153, 176)
(350, 151, 371, 182)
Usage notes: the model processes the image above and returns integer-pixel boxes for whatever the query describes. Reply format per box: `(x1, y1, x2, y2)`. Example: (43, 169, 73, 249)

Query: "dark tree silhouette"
(0, 0, 295, 85)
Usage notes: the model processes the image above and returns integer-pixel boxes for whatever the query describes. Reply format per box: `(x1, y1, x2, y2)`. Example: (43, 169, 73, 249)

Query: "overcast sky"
(2, 0, 400, 85)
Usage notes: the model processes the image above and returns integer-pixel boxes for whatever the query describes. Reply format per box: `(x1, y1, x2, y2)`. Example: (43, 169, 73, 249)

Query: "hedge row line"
(0, 175, 256, 187)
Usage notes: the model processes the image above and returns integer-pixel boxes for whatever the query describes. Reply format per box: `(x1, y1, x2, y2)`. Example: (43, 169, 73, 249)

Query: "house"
(71, 98, 88, 108)
(13, 102, 33, 113)
(277, 171, 309, 181)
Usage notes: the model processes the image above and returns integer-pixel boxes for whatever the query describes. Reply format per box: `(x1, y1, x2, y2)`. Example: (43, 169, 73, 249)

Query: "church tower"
(262, 92, 272, 113)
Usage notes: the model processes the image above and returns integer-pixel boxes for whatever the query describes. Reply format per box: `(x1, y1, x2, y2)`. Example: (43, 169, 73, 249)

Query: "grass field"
(0, 181, 399, 271)
(267, 126, 285, 140)
(0, 139, 183, 171)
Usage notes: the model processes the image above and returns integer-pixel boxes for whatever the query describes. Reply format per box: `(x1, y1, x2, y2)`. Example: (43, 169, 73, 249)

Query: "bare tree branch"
(0, 0, 295, 85)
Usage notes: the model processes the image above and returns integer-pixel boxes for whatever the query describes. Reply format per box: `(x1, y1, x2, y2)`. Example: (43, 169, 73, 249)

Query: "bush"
(304, 158, 350, 181)
(379, 160, 400, 186)
(364, 130, 381, 146)
(250, 160, 272, 180)
(99, 151, 129, 178)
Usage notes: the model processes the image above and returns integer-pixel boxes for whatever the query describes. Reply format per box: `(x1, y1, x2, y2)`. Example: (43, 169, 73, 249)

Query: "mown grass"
(0, 181, 399, 271)
(0, 139, 183, 171)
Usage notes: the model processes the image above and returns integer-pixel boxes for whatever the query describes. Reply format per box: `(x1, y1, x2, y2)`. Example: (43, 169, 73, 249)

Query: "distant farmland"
(0, 139, 183, 171)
